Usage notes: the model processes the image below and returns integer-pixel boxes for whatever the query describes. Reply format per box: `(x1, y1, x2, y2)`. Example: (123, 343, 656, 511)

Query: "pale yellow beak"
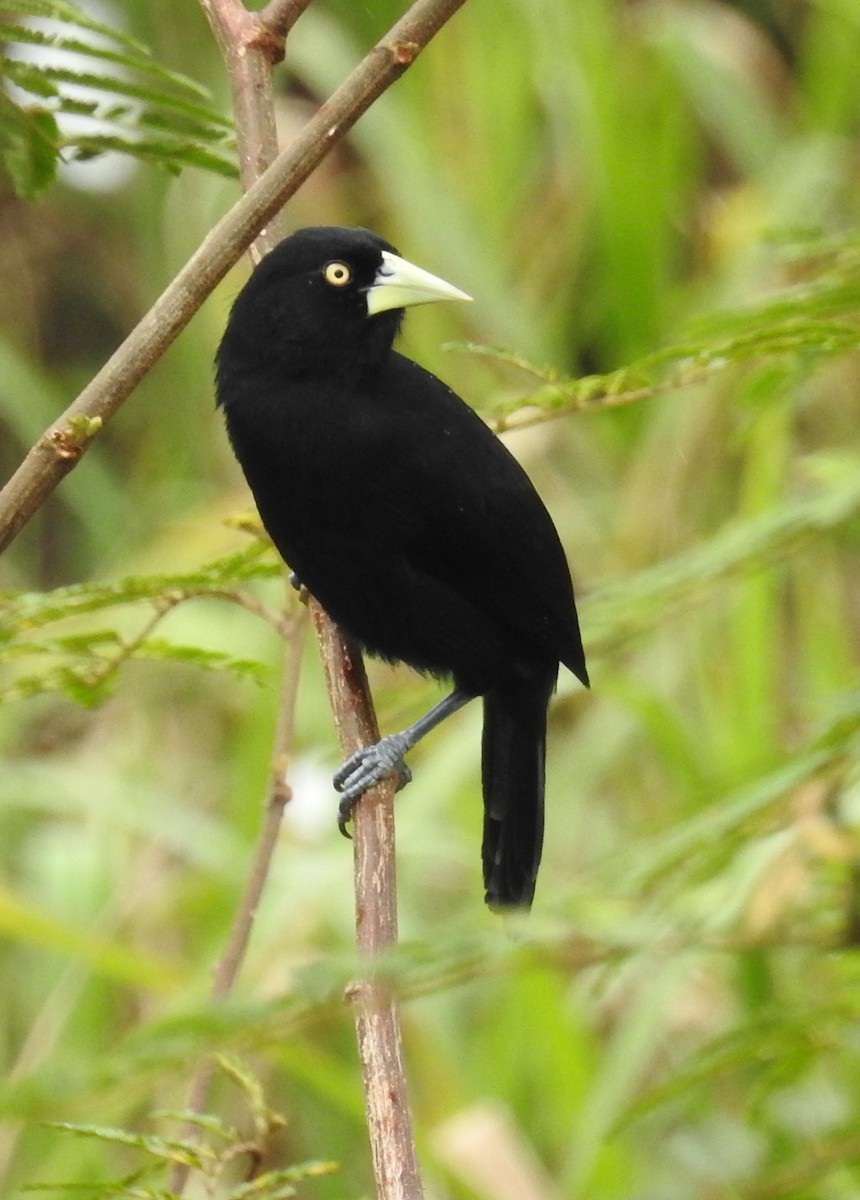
(366, 250, 472, 316)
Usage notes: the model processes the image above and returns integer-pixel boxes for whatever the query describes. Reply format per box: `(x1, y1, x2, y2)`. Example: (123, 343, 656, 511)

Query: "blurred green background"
(3, 0, 860, 1196)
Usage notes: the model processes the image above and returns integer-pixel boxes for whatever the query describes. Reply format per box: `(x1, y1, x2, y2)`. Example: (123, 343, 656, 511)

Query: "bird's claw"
(334, 734, 413, 836)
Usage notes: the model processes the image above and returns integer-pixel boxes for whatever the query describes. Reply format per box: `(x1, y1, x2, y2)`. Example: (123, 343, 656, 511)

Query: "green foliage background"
(2, 0, 860, 1196)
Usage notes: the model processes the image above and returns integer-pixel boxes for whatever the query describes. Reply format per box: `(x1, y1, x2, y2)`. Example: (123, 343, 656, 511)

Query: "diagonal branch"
(0, 0, 467, 559)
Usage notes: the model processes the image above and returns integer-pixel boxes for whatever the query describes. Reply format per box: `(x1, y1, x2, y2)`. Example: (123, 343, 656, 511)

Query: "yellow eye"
(324, 261, 352, 287)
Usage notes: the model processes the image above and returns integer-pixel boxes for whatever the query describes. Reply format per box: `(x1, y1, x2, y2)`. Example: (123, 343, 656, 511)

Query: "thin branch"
(71, 592, 183, 693)
(168, 604, 308, 1197)
(201, 0, 284, 192)
(0, 0, 468, 558)
(311, 607, 423, 1200)
(199, 586, 291, 635)
(260, 0, 315, 39)
(214, 613, 307, 1003)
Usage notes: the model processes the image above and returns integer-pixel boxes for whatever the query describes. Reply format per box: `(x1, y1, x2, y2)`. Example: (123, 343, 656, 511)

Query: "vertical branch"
(203, 2, 465, 1195)
(200, 0, 293, 208)
(311, 612, 422, 1198)
(210, 611, 307, 1004)
(168, 605, 308, 1197)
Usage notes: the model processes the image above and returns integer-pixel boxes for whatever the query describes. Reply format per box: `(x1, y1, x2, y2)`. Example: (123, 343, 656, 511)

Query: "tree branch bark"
(200, 0, 289, 192)
(310, 611, 422, 1199)
(260, 0, 315, 43)
(0, 0, 467, 558)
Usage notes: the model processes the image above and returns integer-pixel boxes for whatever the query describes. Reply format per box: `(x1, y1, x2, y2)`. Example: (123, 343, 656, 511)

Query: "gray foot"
(334, 733, 413, 835)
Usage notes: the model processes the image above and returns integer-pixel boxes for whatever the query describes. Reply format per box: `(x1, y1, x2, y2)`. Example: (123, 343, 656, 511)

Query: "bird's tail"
(481, 671, 556, 909)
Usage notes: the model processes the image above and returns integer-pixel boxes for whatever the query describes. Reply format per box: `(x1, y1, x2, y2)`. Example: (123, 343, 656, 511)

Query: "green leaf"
(584, 455, 860, 655)
(0, 90, 58, 196)
(22, 1164, 167, 1196)
(45, 1122, 211, 1167)
(0, 0, 152, 54)
(0, 1, 235, 194)
(1, 543, 279, 634)
(461, 235, 860, 429)
(62, 133, 236, 178)
(129, 640, 272, 684)
(228, 1161, 338, 1197)
(0, 20, 216, 99)
(6, 61, 231, 129)
(0, 887, 184, 991)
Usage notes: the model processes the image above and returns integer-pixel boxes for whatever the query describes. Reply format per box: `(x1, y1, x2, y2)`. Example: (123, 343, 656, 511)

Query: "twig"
(65, 593, 180, 695)
(198, 585, 292, 635)
(168, 604, 308, 1197)
(72, 586, 291, 695)
(210, 612, 306, 1009)
(0, 0, 468, 558)
(260, 0, 315, 40)
(200, 0, 287, 194)
(311, 608, 423, 1200)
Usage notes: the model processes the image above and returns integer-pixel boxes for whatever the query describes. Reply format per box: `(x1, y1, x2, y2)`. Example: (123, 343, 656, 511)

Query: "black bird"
(216, 226, 588, 908)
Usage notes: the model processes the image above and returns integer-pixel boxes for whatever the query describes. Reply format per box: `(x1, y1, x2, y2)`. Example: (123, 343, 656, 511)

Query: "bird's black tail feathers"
(481, 672, 556, 909)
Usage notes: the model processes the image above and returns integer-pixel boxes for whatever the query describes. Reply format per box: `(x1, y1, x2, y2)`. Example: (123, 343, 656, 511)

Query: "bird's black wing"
(222, 352, 586, 690)
(367, 354, 587, 685)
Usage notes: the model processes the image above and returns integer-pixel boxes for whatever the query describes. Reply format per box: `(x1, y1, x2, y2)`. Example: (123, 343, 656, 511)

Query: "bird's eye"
(324, 261, 352, 287)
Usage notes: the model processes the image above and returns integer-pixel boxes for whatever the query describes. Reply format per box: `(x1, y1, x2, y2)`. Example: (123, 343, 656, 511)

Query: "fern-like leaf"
(0, 0, 235, 195)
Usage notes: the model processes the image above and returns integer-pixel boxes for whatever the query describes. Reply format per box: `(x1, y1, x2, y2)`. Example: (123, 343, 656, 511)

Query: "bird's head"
(217, 226, 471, 382)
